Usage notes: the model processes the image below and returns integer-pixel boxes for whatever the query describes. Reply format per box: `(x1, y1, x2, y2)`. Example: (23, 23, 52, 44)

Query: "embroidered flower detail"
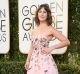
(35, 48, 37, 50)
(35, 38, 38, 41)
(43, 44, 46, 47)
(44, 57, 49, 61)
(31, 57, 33, 61)
(40, 38, 46, 43)
(44, 70, 48, 73)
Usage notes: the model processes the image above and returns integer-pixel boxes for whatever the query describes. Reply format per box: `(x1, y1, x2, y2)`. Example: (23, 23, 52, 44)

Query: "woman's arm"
(49, 27, 70, 50)
(41, 27, 70, 55)
(26, 43, 33, 62)
(26, 31, 34, 62)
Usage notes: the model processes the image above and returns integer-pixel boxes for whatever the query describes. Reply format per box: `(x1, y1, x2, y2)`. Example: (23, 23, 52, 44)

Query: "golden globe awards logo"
(18, 0, 68, 54)
(0, 0, 10, 54)
(0, 9, 7, 42)
(21, 5, 35, 40)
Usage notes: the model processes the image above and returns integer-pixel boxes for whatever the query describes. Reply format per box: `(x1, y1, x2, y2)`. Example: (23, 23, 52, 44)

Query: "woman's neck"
(39, 21, 48, 28)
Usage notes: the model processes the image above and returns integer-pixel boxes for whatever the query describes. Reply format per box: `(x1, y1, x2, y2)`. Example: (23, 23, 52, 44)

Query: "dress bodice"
(31, 34, 49, 50)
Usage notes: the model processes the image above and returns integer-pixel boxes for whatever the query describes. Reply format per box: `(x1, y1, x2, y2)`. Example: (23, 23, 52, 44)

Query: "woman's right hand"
(24, 61, 30, 70)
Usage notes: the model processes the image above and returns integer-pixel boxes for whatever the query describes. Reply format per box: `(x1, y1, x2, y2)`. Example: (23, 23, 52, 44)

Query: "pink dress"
(27, 34, 59, 74)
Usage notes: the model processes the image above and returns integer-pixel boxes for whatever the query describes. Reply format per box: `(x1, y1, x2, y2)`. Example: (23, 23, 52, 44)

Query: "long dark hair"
(34, 4, 53, 26)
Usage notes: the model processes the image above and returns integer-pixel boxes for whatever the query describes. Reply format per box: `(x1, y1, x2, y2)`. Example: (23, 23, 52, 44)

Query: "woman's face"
(38, 7, 47, 22)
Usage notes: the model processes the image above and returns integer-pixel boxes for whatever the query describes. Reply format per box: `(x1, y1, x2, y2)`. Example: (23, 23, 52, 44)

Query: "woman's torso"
(31, 26, 53, 54)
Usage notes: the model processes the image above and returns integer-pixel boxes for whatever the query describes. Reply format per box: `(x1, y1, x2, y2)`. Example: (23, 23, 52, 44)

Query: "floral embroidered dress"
(27, 33, 59, 74)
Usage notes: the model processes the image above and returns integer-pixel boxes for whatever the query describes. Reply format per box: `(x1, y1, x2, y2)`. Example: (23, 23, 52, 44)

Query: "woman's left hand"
(41, 47, 52, 55)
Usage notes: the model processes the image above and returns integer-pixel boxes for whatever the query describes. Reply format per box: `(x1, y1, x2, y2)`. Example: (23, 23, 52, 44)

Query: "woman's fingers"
(24, 63, 29, 70)
(41, 49, 47, 54)
(41, 48, 50, 55)
(24, 64, 27, 70)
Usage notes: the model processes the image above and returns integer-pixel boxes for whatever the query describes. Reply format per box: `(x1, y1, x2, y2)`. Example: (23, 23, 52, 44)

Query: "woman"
(24, 4, 70, 74)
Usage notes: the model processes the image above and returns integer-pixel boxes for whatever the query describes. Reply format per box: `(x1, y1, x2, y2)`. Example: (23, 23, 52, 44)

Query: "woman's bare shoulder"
(48, 26, 59, 34)
(48, 26, 54, 31)
(48, 26, 57, 31)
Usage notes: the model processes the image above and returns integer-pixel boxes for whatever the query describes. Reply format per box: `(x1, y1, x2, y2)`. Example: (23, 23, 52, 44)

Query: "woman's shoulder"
(49, 25, 58, 30)
(48, 26, 62, 36)
(48, 25, 54, 30)
(48, 26, 58, 33)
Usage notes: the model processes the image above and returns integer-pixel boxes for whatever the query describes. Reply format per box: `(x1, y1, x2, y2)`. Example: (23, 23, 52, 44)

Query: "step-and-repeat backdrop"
(0, 0, 10, 54)
(18, 0, 68, 54)
(0, 0, 68, 54)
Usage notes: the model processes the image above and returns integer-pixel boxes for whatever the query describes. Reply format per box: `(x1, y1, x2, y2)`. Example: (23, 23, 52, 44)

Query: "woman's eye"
(38, 11, 42, 13)
(43, 11, 47, 13)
